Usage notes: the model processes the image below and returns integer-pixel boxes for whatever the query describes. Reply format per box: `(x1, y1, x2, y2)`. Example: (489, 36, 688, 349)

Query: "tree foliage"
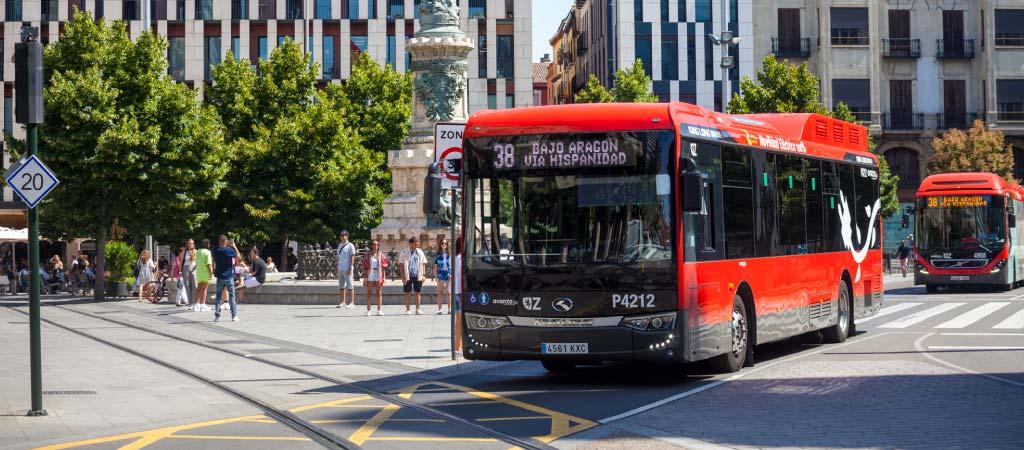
(327, 53, 413, 154)
(728, 55, 827, 115)
(32, 10, 228, 298)
(611, 59, 658, 103)
(929, 120, 1015, 182)
(573, 74, 613, 104)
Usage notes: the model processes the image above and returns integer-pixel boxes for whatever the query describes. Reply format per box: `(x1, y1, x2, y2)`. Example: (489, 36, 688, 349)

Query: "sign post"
(14, 25, 48, 417)
(434, 122, 464, 361)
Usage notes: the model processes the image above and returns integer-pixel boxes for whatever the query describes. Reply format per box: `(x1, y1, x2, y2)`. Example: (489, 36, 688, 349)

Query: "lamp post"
(707, 1, 740, 110)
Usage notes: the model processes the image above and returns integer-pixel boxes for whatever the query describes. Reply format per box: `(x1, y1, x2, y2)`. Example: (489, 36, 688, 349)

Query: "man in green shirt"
(194, 239, 214, 312)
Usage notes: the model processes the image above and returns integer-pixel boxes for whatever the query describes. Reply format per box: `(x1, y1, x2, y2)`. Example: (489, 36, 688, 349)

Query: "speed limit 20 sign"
(5, 155, 59, 209)
(434, 122, 465, 190)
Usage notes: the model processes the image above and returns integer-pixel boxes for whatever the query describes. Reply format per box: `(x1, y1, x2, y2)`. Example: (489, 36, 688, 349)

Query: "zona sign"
(434, 122, 465, 190)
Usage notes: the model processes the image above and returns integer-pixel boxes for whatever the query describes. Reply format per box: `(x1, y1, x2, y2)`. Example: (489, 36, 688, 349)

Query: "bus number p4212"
(612, 294, 655, 309)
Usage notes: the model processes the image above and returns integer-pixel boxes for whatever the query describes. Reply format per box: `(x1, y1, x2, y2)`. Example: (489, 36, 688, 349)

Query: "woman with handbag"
(362, 240, 388, 316)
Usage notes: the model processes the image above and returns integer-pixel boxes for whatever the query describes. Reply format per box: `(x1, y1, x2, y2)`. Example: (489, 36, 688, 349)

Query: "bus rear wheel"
(823, 281, 851, 344)
(709, 295, 748, 373)
(541, 360, 576, 373)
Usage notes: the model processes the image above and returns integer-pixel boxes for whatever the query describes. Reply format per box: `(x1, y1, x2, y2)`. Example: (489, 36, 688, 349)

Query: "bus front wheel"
(823, 281, 851, 344)
(925, 284, 938, 293)
(710, 295, 748, 373)
(541, 360, 576, 373)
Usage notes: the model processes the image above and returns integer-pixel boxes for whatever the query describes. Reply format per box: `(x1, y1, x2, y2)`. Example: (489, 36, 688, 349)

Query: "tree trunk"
(94, 222, 107, 301)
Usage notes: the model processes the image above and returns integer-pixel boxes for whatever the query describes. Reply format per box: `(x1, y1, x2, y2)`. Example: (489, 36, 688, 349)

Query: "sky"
(533, 0, 575, 62)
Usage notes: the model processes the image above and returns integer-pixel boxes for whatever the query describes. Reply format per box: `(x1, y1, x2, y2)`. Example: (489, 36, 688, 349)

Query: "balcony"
(496, 57, 514, 79)
(937, 112, 981, 130)
(995, 34, 1024, 47)
(881, 38, 920, 58)
(998, 110, 1024, 122)
(831, 30, 869, 46)
(772, 37, 810, 58)
(937, 39, 975, 59)
(882, 111, 924, 131)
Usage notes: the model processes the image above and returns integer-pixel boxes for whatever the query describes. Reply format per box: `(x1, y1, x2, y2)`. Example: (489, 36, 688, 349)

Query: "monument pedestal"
(372, 133, 450, 252)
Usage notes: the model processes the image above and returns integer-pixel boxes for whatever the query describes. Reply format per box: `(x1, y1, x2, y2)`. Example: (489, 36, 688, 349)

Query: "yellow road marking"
(168, 435, 311, 441)
(349, 403, 402, 445)
(33, 415, 267, 450)
(288, 395, 374, 413)
(476, 416, 551, 422)
(366, 437, 498, 442)
(241, 419, 278, 424)
(312, 418, 445, 424)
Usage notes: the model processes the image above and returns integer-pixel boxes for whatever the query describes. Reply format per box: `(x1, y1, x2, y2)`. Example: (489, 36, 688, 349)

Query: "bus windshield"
(463, 131, 674, 270)
(917, 195, 1006, 257)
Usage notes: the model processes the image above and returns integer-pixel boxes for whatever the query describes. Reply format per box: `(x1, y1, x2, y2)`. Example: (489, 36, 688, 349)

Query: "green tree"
(328, 53, 413, 154)
(573, 74, 613, 104)
(929, 120, 1015, 182)
(611, 59, 658, 103)
(205, 40, 390, 254)
(31, 10, 228, 299)
(727, 55, 827, 115)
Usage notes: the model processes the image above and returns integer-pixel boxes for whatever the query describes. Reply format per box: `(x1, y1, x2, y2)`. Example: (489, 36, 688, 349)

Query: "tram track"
(10, 303, 554, 450)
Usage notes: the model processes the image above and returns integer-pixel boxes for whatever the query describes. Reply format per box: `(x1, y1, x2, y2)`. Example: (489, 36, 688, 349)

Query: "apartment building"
(549, 0, 755, 110)
(0, 0, 533, 226)
(752, 1, 1024, 247)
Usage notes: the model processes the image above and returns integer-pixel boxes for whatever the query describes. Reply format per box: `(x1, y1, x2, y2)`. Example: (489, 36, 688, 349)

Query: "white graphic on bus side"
(837, 191, 881, 283)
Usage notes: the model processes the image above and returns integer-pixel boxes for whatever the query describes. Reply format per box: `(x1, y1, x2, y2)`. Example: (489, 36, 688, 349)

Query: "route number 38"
(493, 144, 515, 169)
(612, 293, 655, 309)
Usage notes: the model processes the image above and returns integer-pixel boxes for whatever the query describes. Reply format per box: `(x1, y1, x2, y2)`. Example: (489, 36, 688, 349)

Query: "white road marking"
(1010, 292, 1024, 300)
(936, 302, 1011, 329)
(941, 332, 1024, 336)
(915, 333, 1024, 389)
(927, 346, 1024, 350)
(596, 332, 893, 424)
(878, 303, 965, 328)
(994, 308, 1024, 329)
(854, 302, 922, 324)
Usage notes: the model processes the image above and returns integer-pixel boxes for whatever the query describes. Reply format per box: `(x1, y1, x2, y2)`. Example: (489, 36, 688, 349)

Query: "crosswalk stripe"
(936, 302, 1011, 329)
(994, 308, 1024, 329)
(878, 303, 965, 328)
(854, 302, 922, 324)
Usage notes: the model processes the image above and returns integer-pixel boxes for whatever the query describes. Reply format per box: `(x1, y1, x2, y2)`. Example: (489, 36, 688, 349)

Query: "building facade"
(751, 0, 1024, 249)
(0, 0, 533, 227)
(550, 0, 755, 110)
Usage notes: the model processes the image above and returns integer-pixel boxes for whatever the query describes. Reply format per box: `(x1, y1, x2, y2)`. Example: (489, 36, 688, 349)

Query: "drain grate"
(43, 390, 97, 396)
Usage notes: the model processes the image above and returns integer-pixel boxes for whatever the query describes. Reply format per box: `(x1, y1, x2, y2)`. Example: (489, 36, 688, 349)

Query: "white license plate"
(951, 276, 970, 281)
(541, 343, 588, 354)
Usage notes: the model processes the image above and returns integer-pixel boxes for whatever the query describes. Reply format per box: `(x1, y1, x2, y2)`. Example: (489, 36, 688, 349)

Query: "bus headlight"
(622, 312, 677, 331)
(917, 264, 928, 275)
(991, 259, 1008, 273)
(465, 313, 511, 330)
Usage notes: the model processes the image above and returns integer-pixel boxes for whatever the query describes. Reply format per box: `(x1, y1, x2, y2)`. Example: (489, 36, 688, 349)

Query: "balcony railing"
(831, 30, 869, 46)
(882, 111, 924, 131)
(772, 37, 810, 58)
(881, 38, 921, 58)
(937, 39, 975, 59)
(937, 112, 981, 130)
(496, 57, 514, 79)
(998, 110, 1024, 122)
(995, 34, 1024, 47)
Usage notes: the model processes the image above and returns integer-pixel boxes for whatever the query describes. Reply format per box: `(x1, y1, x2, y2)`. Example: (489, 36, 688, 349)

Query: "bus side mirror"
(683, 171, 702, 213)
(1010, 213, 1017, 228)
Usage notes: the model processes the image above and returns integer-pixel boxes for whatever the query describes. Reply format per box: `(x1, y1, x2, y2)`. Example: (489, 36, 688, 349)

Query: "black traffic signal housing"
(423, 162, 443, 215)
(14, 26, 44, 125)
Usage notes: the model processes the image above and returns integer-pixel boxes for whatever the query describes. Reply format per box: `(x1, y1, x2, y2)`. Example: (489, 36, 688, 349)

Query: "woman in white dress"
(135, 249, 157, 302)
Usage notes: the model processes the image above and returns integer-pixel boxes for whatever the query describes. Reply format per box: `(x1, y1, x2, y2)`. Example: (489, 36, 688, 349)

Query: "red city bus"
(914, 172, 1024, 292)
(459, 102, 883, 373)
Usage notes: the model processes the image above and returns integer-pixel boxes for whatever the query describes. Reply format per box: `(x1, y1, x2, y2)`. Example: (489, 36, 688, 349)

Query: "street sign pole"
(26, 124, 44, 416)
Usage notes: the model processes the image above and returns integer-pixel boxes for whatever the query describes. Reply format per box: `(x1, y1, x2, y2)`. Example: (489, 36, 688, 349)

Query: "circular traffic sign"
(439, 146, 462, 181)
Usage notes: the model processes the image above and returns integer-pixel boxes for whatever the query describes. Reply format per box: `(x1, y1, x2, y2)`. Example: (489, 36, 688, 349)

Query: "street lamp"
(707, 4, 742, 111)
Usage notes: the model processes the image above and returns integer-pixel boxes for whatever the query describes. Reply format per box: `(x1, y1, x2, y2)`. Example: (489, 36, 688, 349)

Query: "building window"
(634, 0, 642, 22)
(4, 96, 12, 138)
(41, 0, 58, 20)
(660, 0, 669, 22)
(386, 35, 396, 68)
(323, 36, 335, 78)
(505, 94, 514, 109)
(315, 0, 330, 19)
(168, 37, 185, 81)
(729, 0, 737, 23)
(204, 36, 221, 81)
(196, 0, 213, 19)
(352, 35, 368, 64)
(414, 0, 421, 18)
(884, 148, 920, 190)
(232, 0, 248, 19)
(695, 0, 711, 22)
(995, 9, 1024, 46)
(388, 0, 403, 18)
(997, 79, 1024, 121)
(349, 0, 359, 19)
(636, 36, 652, 77)
(468, 0, 485, 19)
(232, 37, 241, 59)
(832, 79, 871, 123)
(369, 0, 376, 18)
(533, 90, 542, 106)
(177, 0, 186, 20)
(286, 0, 302, 18)
(497, 35, 514, 79)
(258, 36, 268, 60)
(661, 36, 678, 80)
(478, 35, 488, 78)
(830, 7, 869, 45)
(5, 0, 21, 20)
(487, 94, 497, 109)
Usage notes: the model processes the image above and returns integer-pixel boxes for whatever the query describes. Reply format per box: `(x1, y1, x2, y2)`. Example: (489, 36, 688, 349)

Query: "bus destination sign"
(927, 196, 990, 208)
(490, 135, 638, 170)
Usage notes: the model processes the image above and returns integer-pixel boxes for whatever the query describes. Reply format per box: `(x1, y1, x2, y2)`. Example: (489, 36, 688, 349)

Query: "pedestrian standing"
(212, 235, 239, 322)
(399, 237, 426, 315)
(336, 231, 357, 308)
(286, 247, 298, 272)
(135, 250, 157, 302)
(434, 239, 451, 315)
(194, 239, 214, 311)
(896, 240, 911, 278)
(453, 235, 463, 352)
(180, 240, 198, 309)
(362, 240, 388, 316)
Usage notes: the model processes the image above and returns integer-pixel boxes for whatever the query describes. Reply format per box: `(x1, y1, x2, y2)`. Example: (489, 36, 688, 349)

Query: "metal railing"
(831, 30, 869, 46)
(937, 39, 975, 59)
(936, 112, 981, 130)
(998, 110, 1024, 122)
(995, 34, 1024, 47)
(881, 38, 920, 58)
(772, 37, 810, 58)
(881, 111, 924, 131)
(296, 243, 442, 281)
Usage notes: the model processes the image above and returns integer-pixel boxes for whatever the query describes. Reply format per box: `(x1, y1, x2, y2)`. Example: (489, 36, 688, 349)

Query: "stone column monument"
(372, 0, 474, 251)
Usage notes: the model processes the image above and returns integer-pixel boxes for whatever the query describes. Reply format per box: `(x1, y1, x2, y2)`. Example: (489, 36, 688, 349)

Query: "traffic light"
(15, 26, 43, 125)
(423, 162, 443, 215)
(901, 213, 909, 229)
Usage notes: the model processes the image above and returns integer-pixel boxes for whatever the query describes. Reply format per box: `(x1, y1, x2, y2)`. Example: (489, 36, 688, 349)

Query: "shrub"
(105, 241, 135, 283)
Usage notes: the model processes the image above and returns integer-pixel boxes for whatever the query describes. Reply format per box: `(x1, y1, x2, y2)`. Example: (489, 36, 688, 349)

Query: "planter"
(112, 282, 130, 298)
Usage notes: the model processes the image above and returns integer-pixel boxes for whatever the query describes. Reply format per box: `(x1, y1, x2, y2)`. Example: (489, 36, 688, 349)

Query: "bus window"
(754, 152, 777, 257)
(722, 146, 754, 259)
(777, 155, 807, 255)
(694, 143, 724, 261)
(822, 161, 842, 252)
(855, 165, 881, 250)
(806, 160, 824, 253)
